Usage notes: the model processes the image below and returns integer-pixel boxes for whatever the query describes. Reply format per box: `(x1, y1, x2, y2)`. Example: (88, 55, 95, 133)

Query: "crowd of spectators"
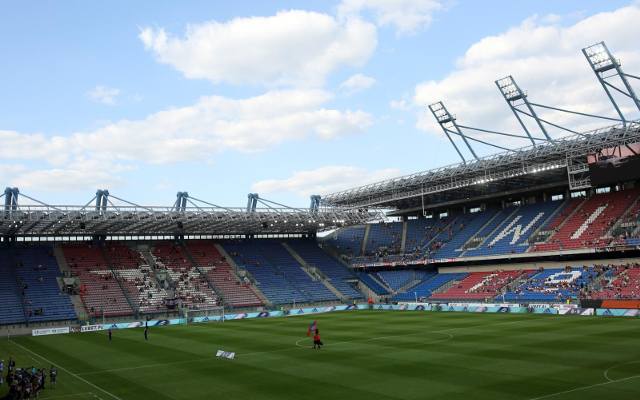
(1, 357, 57, 400)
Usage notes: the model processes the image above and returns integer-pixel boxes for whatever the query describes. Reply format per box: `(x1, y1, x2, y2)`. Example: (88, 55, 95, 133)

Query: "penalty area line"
(10, 340, 123, 400)
(528, 374, 640, 400)
(39, 392, 95, 400)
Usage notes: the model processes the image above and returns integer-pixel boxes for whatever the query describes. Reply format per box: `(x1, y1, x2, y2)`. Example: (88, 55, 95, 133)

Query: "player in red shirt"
(313, 329, 323, 349)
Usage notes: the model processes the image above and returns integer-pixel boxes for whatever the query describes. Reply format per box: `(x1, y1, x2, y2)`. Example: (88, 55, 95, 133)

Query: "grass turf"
(1, 310, 639, 400)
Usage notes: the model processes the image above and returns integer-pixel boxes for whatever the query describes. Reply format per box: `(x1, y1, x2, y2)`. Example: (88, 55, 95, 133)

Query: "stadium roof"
(0, 191, 379, 238)
(322, 42, 640, 214)
(321, 121, 640, 212)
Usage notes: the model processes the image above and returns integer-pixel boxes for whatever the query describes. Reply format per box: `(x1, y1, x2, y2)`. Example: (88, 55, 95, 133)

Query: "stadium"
(2, 5, 640, 400)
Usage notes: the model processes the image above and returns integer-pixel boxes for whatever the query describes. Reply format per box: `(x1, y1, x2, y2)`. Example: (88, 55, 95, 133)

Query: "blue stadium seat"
(1, 246, 76, 325)
(287, 240, 363, 299)
(222, 240, 338, 305)
(464, 201, 562, 257)
(432, 208, 500, 259)
(364, 223, 403, 255)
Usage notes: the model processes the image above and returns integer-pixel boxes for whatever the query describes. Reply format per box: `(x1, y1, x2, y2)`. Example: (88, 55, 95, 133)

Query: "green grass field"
(1, 311, 639, 400)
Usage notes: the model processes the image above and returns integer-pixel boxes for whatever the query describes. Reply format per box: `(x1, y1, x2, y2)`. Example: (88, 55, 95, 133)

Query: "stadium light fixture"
(583, 41, 640, 123)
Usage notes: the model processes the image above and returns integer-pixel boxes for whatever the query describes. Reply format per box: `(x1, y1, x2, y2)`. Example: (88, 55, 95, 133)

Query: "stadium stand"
(396, 272, 468, 301)
(386, 270, 437, 300)
(541, 198, 584, 232)
(364, 222, 403, 256)
(12, 246, 76, 323)
(222, 240, 338, 304)
(504, 267, 597, 301)
(535, 189, 640, 251)
(287, 240, 362, 299)
(184, 241, 263, 308)
(404, 218, 435, 254)
(104, 243, 167, 313)
(464, 201, 562, 257)
(0, 253, 27, 325)
(589, 264, 640, 299)
(356, 272, 390, 296)
(376, 270, 415, 291)
(323, 225, 366, 257)
(151, 242, 219, 309)
(431, 270, 524, 300)
(62, 243, 134, 317)
(431, 208, 500, 259)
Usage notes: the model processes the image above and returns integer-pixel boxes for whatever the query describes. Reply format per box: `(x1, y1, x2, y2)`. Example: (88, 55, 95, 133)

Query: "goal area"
(181, 305, 225, 324)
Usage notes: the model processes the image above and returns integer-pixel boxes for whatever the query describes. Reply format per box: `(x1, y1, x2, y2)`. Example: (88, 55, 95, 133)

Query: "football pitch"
(1, 311, 639, 400)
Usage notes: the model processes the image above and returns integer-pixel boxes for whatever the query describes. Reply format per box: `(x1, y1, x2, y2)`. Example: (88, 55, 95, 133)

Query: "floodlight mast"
(428, 102, 478, 163)
(496, 76, 552, 142)
(174, 192, 189, 212)
(583, 41, 640, 125)
(3, 187, 19, 215)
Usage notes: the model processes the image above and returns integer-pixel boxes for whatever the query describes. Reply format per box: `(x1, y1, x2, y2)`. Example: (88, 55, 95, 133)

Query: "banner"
(80, 324, 105, 333)
(32, 327, 70, 336)
(216, 350, 236, 360)
(597, 308, 640, 317)
(557, 307, 594, 316)
(448, 302, 519, 308)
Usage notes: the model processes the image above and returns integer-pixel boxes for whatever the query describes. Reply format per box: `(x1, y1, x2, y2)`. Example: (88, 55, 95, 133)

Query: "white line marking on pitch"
(78, 357, 211, 376)
(528, 375, 640, 400)
(603, 360, 640, 382)
(39, 392, 94, 400)
(10, 340, 123, 400)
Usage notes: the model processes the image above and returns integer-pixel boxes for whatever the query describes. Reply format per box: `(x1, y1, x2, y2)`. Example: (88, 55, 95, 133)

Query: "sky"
(1, 0, 639, 208)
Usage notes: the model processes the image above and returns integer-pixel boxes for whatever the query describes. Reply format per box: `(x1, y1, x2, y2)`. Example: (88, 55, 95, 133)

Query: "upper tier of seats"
(541, 199, 583, 232)
(405, 217, 450, 254)
(365, 222, 403, 255)
(431, 209, 499, 259)
(324, 226, 365, 257)
(327, 187, 640, 265)
(464, 201, 562, 257)
(535, 189, 640, 251)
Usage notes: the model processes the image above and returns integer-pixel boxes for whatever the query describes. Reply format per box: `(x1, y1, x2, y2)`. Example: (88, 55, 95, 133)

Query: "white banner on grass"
(216, 350, 236, 360)
(32, 327, 70, 336)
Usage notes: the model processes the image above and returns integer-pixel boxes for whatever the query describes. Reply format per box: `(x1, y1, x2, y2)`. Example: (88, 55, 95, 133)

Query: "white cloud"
(338, 0, 443, 35)
(339, 73, 376, 94)
(390, 99, 412, 111)
(87, 85, 121, 105)
(139, 10, 377, 87)
(0, 90, 372, 191)
(252, 165, 401, 197)
(0, 161, 126, 191)
(414, 6, 640, 152)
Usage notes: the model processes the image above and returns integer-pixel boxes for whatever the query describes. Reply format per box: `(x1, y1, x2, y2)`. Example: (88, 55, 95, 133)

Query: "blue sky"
(1, 0, 639, 207)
